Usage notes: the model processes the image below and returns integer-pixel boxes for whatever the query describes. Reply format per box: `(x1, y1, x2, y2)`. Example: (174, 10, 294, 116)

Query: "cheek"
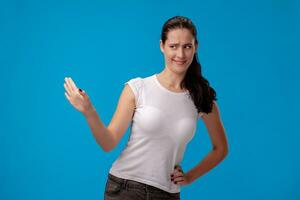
(187, 50, 195, 58)
(165, 52, 176, 61)
(185, 52, 195, 63)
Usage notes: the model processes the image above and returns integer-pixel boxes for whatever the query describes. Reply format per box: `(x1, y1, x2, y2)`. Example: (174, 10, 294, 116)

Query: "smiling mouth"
(173, 60, 187, 65)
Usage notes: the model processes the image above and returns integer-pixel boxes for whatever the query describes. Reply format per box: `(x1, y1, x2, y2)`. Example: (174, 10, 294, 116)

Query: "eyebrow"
(168, 43, 193, 45)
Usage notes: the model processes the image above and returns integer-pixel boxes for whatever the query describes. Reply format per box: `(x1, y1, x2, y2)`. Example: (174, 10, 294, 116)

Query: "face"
(160, 28, 198, 75)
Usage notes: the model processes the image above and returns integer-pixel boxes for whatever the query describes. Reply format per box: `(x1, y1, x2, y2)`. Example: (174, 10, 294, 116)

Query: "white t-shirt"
(109, 74, 204, 193)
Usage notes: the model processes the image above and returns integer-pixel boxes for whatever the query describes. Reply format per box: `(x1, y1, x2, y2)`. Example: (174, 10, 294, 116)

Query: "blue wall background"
(1, 0, 299, 199)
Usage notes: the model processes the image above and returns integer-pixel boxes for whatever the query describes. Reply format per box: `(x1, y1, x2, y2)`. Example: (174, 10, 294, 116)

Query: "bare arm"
(186, 100, 229, 183)
(83, 84, 136, 152)
(64, 77, 136, 152)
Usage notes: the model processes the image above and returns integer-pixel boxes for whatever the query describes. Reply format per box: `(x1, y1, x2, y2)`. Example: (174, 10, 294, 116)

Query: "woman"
(64, 16, 229, 200)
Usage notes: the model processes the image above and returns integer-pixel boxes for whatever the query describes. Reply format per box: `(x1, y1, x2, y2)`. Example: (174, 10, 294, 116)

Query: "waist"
(108, 173, 180, 194)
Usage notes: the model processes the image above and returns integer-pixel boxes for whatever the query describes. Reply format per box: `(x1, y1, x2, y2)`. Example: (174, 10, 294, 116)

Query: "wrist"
(185, 172, 194, 185)
(83, 106, 96, 118)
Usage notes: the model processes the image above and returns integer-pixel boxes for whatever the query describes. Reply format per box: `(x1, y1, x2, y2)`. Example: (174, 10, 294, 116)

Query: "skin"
(63, 27, 229, 188)
(157, 28, 198, 91)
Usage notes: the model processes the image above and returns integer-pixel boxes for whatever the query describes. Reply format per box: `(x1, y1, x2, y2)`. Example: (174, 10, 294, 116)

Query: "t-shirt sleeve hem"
(124, 77, 142, 107)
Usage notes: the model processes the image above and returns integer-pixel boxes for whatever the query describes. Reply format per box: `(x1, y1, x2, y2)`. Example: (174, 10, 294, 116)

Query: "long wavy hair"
(161, 16, 217, 114)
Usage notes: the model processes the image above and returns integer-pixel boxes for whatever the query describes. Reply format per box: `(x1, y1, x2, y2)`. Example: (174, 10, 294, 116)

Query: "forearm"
(83, 107, 115, 152)
(186, 149, 228, 184)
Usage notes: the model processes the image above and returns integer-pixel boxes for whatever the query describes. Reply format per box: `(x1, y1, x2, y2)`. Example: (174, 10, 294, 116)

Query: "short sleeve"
(124, 77, 143, 107)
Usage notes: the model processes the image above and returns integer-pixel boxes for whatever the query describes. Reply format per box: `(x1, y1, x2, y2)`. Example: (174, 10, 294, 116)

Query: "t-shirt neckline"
(153, 74, 189, 95)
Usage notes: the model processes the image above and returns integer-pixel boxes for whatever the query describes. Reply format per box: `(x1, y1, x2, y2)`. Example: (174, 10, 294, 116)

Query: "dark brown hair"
(161, 16, 217, 114)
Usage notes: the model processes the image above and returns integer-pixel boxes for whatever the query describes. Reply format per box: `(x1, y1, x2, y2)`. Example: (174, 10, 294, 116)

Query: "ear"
(160, 40, 164, 53)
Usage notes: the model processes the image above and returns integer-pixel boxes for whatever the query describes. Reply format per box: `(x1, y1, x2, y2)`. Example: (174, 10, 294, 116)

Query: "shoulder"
(126, 77, 143, 87)
(125, 74, 154, 90)
(125, 77, 144, 95)
(124, 74, 154, 106)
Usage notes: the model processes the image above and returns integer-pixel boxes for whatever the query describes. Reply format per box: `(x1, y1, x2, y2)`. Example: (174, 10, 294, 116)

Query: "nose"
(177, 47, 185, 59)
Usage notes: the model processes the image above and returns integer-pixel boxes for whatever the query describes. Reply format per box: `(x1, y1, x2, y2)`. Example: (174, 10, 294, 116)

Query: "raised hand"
(63, 77, 94, 115)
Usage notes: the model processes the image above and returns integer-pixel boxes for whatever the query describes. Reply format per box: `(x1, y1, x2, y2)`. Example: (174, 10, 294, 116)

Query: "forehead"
(166, 28, 195, 43)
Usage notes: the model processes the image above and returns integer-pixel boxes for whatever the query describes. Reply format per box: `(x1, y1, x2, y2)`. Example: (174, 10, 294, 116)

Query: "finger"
(64, 83, 72, 97)
(174, 168, 182, 173)
(171, 169, 181, 175)
(170, 170, 181, 177)
(173, 172, 184, 179)
(172, 166, 183, 175)
(65, 78, 75, 94)
(78, 88, 84, 95)
(173, 176, 184, 182)
(69, 77, 78, 91)
(65, 77, 76, 93)
(82, 88, 91, 99)
(175, 178, 185, 186)
(171, 170, 183, 179)
(175, 166, 183, 173)
(79, 88, 88, 99)
(64, 92, 71, 101)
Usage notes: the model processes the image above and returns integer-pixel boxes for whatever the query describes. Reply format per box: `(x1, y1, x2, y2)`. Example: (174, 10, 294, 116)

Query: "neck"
(157, 68, 186, 90)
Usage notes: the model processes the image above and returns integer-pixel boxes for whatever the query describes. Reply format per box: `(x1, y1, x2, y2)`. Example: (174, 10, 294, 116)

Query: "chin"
(170, 66, 188, 74)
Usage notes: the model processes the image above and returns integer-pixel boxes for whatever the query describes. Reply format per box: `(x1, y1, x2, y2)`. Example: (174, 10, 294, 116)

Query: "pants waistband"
(108, 173, 181, 196)
(108, 173, 147, 190)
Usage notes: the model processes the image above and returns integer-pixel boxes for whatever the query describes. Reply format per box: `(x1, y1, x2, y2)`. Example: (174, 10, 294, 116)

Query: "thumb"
(78, 88, 87, 97)
(174, 165, 183, 172)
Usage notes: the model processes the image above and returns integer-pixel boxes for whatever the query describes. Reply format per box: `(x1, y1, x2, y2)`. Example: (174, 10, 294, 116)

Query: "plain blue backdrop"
(1, 0, 299, 199)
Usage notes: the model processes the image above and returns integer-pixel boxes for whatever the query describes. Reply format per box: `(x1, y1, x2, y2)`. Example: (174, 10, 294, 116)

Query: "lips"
(173, 60, 186, 65)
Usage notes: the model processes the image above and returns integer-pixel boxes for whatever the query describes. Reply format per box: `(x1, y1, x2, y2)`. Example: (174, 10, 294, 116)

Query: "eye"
(185, 45, 192, 49)
(169, 45, 176, 49)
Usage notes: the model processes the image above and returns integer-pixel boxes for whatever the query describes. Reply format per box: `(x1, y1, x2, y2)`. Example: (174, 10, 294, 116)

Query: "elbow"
(102, 145, 115, 153)
(213, 145, 229, 157)
(97, 141, 115, 153)
(96, 132, 116, 153)
(223, 148, 229, 157)
(221, 144, 229, 156)
(103, 147, 111, 153)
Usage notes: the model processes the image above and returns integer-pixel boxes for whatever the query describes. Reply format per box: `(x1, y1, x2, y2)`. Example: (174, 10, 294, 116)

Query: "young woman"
(64, 16, 229, 200)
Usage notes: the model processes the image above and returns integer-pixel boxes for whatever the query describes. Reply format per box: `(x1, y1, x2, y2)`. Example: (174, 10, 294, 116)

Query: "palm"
(63, 77, 92, 113)
(70, 93, 86, 112)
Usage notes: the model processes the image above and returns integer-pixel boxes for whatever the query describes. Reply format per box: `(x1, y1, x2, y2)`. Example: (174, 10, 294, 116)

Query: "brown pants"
(104, 173, 180, 200)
